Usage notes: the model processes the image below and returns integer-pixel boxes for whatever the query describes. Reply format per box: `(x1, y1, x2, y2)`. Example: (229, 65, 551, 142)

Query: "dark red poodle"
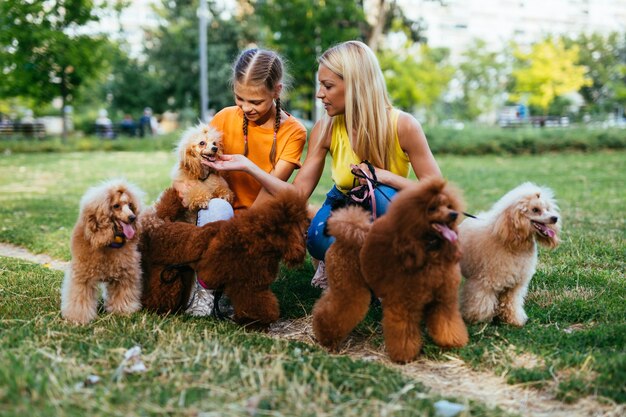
(140, 187, 309, 326)
(313, 177, 469, 363)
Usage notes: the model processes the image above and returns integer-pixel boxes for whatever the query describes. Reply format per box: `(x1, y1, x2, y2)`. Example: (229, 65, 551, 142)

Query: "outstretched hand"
(202, 154, 253, 173)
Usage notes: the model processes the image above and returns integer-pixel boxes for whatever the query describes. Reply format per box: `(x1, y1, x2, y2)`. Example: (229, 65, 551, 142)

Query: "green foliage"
(452, 39, 509, 121)
(0, 1, 109, 110)
(424, 125, 626, 155)
(379, 44, 454, 115)
(139, 0, 250, 115)
(511, 38, 592, 112)
(563, 32, 626, 115)
(251, 0, 365, 118)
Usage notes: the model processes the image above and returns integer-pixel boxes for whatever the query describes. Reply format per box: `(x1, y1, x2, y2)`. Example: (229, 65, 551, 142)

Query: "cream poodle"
(171, 122, 234, 223)
(459, 182, 561, 327)
(61, 179, 144, 324)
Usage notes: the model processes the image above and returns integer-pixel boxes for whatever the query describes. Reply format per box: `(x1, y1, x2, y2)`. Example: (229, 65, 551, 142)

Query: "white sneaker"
(311, 260, 328, 289)
(185, 280, 215, 316)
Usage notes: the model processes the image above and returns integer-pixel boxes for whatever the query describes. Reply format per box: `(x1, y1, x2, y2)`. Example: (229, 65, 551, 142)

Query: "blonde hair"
(318, 40, 394, 169)
(232, 48, 285, 167)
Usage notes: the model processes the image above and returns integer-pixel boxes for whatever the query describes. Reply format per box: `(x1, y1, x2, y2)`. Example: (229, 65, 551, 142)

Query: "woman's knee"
(307, 205, 334, 261)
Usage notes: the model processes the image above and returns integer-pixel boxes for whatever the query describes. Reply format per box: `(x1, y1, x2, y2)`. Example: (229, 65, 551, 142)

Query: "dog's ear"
(83, 195, 115, 248)
(182, 144, 203, 179)
(494, 203, 532, 249)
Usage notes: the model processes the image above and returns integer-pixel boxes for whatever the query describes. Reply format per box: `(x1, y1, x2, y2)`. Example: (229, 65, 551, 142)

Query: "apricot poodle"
(140, 188, 309, 325)
(61, 179, 144, 324)
(313, 177, 468, 363)
(459, 182, 560, 327)
(171, 122, 234, 223)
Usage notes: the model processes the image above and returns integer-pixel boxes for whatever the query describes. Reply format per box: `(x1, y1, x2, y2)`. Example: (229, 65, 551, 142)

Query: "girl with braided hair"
(177, 48, 306, 316)
(205, 41, 441, 287)
(203, 48, 306, 213)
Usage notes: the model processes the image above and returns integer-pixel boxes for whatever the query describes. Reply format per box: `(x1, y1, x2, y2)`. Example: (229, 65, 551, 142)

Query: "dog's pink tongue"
(121, 222, 135, 239)
(534, 222, 556, 238)
(434, 224, 458, 242)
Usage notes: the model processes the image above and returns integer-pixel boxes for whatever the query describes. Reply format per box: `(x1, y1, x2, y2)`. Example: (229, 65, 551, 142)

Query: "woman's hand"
(202, 154, 253, 173)
(351, 162, 377, 185)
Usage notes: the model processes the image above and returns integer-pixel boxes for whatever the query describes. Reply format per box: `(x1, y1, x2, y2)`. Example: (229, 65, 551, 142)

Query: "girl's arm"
(203, 120, 331, 200)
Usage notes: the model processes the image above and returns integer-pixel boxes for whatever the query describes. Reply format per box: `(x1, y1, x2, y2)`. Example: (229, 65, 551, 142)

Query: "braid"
(270, 97, 281, 168)
(243, 115, 249, 156)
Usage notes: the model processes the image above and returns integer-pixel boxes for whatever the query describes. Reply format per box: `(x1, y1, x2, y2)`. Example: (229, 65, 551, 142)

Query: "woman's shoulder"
(394, 109, 423, 136)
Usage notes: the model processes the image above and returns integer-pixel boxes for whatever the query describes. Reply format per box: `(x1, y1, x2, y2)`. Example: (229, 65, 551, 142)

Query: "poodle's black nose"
(449, 211, 458, 220)
(129, 214, 136, 223)
(211, 145, 218, 152)
(550, 216, 558, 224)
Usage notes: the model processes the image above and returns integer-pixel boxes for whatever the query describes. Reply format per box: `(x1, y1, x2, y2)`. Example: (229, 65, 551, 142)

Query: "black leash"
(352, 160, 480, 220)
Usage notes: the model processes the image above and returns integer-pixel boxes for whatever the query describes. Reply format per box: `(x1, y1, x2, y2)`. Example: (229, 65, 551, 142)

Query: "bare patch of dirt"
(0, 243, 68, 271)
(1, 243, 623, 417)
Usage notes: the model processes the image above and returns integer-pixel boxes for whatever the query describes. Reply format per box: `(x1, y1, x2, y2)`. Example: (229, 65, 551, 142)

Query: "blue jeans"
(306, 184, 398, 261)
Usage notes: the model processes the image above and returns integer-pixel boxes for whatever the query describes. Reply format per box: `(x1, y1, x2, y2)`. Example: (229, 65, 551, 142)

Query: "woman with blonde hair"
(203, 40, 441, 285)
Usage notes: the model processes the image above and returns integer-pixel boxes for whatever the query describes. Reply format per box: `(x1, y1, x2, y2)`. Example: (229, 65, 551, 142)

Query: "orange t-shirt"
(210, 106, 307, 211)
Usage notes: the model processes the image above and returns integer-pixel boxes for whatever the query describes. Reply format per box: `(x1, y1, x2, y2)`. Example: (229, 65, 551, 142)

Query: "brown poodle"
(139, 188, 309, 325)
(313, 177, 468, 363)
(172, 122, 234, 223)
(61, 179, 144, 324)
(459, 182, 560, 326)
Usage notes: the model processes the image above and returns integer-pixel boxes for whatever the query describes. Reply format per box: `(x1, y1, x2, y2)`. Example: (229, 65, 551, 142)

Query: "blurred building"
(401, 0, 626, 62)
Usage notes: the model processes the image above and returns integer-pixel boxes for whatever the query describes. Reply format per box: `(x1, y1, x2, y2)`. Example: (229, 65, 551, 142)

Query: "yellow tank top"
(330, 110, 410, 193)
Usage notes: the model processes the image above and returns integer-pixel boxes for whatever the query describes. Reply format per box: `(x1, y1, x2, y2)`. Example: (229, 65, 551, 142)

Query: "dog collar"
(109, 233, 126, 249)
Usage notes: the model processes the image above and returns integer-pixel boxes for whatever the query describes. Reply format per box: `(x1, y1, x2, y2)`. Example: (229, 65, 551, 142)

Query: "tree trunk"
(61, 76, 68, 143)
(366, 0, 388, 52)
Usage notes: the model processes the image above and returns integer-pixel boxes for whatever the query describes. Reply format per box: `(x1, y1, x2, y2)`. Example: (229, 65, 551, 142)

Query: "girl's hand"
(202, 154, 252, 172)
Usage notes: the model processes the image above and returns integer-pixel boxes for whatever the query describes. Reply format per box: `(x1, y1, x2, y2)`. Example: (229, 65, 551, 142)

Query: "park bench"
(0, 122, 46, 139)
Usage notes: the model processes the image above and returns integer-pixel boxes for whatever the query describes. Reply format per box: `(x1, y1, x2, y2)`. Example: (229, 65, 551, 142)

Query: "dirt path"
(1, 243, 623, 417)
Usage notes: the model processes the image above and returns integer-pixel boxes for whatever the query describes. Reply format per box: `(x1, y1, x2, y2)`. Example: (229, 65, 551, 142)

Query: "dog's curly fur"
(171, 122, 234, 223)
(139, 188, 309, 324)
(459, 182, 560, 327)
(61, 179, 144, 324)
(313, 177, 468, 363)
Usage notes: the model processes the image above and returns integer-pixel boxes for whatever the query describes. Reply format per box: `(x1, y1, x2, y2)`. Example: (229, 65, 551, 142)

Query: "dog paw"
(61, 309, 97, 325)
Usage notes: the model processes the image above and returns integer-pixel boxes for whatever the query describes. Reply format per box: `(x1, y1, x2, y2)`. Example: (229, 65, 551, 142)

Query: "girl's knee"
(197, 198, 234, 225)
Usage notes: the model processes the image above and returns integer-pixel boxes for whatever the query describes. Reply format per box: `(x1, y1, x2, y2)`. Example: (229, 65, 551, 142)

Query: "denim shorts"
(306, 184, 398, 261)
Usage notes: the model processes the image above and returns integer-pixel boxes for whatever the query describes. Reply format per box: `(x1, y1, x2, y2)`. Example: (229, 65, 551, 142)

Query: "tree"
(452, 39, 508, 121)
(251, 0, 365, 119)
(563, 32, 626, 116)
(510, 38, 591, 114)
(140, 0, 250, 118)
(378, 43, 453, 121)
(251, 0, 432, 119)
(0, 0, 110, 140)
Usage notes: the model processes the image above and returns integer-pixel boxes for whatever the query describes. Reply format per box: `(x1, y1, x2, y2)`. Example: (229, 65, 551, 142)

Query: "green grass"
(0, 149, 625, 414)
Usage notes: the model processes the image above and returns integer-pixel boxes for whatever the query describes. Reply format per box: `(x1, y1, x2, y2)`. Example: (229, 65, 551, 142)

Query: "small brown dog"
(61, 179, 144, 324)
(140, 188, 309, 325)
(171, 122, 234, 223)
(313, 177, 468, 363)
